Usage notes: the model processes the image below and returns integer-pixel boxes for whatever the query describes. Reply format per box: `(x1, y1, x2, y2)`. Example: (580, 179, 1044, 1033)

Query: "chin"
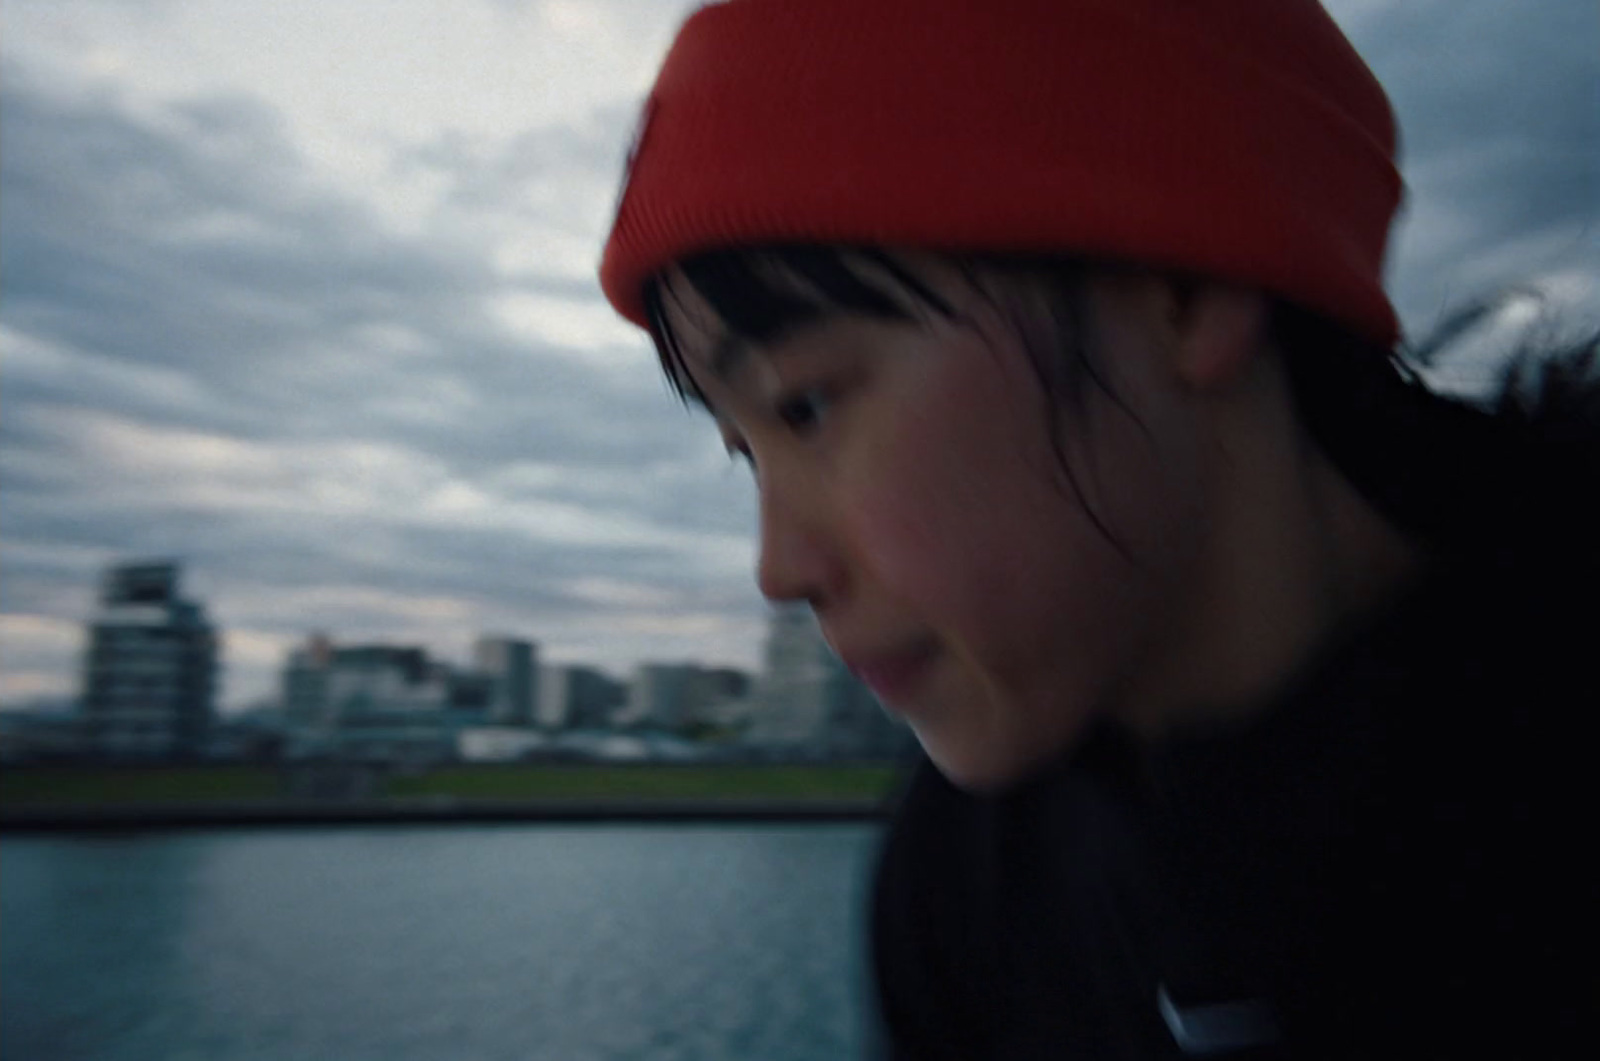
(917, 732, 1039, 794)
(914, 706, 1095, 795)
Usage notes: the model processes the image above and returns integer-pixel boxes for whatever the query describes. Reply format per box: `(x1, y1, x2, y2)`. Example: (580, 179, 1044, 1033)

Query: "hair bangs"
(642, 245, 958, 404)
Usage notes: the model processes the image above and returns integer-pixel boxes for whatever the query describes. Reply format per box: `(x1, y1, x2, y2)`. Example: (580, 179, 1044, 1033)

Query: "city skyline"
(3, 0, 1597, 711)
(6, 558, 904, 765)
(40, 557, 875, 730)
(2, 550, 766, 715)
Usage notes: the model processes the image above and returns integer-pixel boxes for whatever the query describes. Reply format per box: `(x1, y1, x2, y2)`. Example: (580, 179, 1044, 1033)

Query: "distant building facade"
(80, 561, 218, 758)
(624, 663, 697, 729)
(746, 604, 832, 747)
(537, 664, 625, 729)
(684, 666, 752, 730)
(473, 636, 537, 725)
(457, 726, 549, 762)
(746, 603, 908, 757)
(281, 636, 492, 760)
(283, 633, 336, 731)
(332, 646, 442, 713)
(621, 663, 754, 732)
(819, 652, 909, 759)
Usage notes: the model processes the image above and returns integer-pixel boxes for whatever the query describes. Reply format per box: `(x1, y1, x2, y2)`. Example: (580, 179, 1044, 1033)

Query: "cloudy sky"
(2, 0, 1595, 712)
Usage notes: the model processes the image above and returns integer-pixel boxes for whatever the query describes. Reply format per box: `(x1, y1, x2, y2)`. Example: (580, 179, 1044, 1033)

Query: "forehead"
(650, 248, 969, 397)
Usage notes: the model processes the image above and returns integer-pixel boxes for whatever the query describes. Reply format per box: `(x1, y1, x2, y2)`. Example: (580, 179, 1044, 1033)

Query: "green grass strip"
(1, 766, 282, 805)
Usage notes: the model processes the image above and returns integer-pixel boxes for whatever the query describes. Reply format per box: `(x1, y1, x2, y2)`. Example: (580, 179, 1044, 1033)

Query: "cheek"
(848, 483, 985, 612)
(842, 388, 1106, 640)
(839, 371, 1192, 710)
(838, 367, 1035, 613)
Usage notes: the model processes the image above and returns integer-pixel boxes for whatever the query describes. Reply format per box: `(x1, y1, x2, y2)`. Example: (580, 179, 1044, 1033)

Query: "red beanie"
(600, 0, 1403, 345)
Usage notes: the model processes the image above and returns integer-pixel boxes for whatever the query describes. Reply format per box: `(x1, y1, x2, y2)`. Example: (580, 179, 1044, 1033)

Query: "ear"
(1169, 284, 1270, 391)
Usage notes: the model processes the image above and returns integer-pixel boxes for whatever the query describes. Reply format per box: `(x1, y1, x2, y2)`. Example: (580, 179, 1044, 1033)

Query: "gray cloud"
(1347, 0, 1599, 328)
(2, 1, 1595, 708)
(1, 66, 760, 706)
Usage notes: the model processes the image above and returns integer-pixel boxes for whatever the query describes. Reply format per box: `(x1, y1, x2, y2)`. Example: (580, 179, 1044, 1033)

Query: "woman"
(599, 1, 1594, 1056)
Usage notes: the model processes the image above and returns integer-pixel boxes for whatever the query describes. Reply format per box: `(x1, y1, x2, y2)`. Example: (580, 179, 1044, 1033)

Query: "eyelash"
(721, 385, 837, 471)
(774, 386, 831, 434)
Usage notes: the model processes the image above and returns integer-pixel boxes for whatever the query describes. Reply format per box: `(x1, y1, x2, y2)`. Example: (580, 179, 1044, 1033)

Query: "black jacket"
(870, 538, 1595, 1059)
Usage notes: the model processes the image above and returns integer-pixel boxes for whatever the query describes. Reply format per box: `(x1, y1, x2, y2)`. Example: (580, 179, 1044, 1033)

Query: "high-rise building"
(473, 636, 537, 725)
(624, 663, 697, 729)
(80, 561, 218, 758)
(745, 603, 834, 748)
(746, 603, 909, 757)
(537, 664, 625, 729)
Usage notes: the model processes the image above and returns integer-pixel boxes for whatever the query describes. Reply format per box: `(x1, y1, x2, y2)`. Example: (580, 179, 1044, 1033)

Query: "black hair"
(1277, 298, 1600, 557)
(642, 245, 1600, 559)
(642, 246, 955, 405)
(642, 245, 1142, 551)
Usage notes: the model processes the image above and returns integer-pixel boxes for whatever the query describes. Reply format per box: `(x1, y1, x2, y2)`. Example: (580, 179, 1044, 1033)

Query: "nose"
(755, 480, 844, 607)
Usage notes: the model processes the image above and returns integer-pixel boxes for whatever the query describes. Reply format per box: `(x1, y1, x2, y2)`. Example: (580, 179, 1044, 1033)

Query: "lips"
(837, 639, 940, 705)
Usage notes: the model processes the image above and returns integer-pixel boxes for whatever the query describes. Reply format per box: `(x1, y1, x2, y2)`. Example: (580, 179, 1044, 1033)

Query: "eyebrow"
(678, 315, 830, 413)
(700, 328, 785, 395)
(710, 314, 825, 383)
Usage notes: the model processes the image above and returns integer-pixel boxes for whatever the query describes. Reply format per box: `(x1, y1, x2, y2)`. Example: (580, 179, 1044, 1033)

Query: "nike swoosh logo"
(1158, 983, 1281, 1055)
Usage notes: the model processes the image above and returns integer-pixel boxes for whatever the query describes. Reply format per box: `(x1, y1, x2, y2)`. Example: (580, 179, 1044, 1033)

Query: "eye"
(775, 387, 832, 435)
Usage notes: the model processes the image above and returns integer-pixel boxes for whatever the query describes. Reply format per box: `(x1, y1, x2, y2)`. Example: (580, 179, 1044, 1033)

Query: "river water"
(1, 823, 885, 1061)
